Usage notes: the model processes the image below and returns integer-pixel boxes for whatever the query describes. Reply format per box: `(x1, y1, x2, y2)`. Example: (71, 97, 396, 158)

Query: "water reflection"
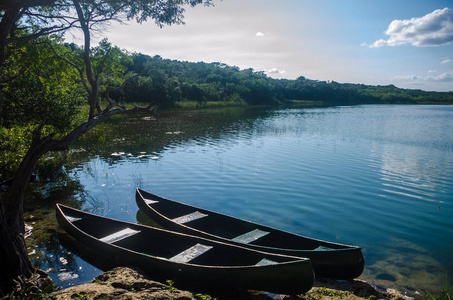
(378, 147, 451, 203)
(25, 208, 89, 287)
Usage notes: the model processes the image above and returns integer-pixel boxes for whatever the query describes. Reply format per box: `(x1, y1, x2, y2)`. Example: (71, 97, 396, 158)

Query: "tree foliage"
(1, 37, 84, 131)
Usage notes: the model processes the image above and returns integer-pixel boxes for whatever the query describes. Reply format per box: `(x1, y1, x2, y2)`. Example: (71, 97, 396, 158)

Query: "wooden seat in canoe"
(99, 228, 141, 244)
(232, 229, 270, 244)
(66, 215, 82, 222)
(256, 258, 278, 266)
(172, 211, 208, 224)
(144, 198, 159, 205)
(169, 243, 213, 263)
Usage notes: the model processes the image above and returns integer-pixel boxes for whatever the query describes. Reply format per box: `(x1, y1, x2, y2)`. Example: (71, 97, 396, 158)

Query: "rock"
(47, 267, 407, 300)
(288, 278, 407, 300)
(48, 267, 197, 300)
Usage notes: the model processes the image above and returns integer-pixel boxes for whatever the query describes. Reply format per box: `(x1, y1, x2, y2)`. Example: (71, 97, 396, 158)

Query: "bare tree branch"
(103, 72, 142, 112)
(46, 41, 91, 94)
(7, 22, 76, 45)
(72, 0, 99, 119)
(94, 46, 112, 81)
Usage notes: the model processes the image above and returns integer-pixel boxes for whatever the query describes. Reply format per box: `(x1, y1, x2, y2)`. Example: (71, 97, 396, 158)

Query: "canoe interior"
(137, 189, 354, 251)
(57, 204, 305, 267)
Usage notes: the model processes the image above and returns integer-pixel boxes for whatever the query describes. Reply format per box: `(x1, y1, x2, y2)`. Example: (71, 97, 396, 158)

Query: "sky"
(77, 0, 453, 92)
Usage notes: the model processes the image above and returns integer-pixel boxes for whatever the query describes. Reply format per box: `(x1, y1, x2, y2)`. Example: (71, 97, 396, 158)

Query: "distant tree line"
(101, 52, 453, 108)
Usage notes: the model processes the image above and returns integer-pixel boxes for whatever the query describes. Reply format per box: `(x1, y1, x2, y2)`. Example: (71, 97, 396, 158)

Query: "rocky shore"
(48, 267, 406, 300)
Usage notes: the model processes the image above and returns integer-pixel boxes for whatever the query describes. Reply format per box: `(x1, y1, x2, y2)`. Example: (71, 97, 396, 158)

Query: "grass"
(174, 100, 247, 109)
(423, 290, 452, 300)
(2, 281, 55, 300)
(71, 293, 90, 300)
(195, 294, 217, 300)
(423, 275, 452, 300)
(165, 280, 176, 293)
(282, 99, 324, 107)
(309, 287, 351, 299)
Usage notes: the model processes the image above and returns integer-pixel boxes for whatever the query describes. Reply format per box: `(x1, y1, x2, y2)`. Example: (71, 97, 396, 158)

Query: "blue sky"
(84, 0, 453, 92)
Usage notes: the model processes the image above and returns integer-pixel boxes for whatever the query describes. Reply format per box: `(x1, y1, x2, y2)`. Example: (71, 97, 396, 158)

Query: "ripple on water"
(26, 105, 453, 292)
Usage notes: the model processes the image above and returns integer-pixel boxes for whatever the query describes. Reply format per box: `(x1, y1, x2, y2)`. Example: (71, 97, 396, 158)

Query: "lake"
(24, 104, 453, 295)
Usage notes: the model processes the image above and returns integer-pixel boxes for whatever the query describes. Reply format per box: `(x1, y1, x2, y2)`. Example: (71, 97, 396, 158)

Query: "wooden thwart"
(172, 211, 208, 224)
(144, 198, 159, 205)
(169, 243, 213, 263)
(66, 216, 82, 222)
(231, 229, 270, 244)
(256, 258, 278, 266)
(99, 228, 140, 244)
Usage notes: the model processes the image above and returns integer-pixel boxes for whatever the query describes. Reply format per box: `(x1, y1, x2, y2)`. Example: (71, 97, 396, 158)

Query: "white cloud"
(428, 69, 437, 74)
(360, 42, 368, 47)
(256, 32, 265, 37)
(441, 58, 453, 64)
(427, 71, 453, 81)
(370, 7, 453, 48)
(393, 75, 421, 81)
(393, 71, 453, 82)
(266, 68, 286, 74)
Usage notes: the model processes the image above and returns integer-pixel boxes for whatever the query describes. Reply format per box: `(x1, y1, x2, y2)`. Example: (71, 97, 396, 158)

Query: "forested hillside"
(110, 52, 453, 108)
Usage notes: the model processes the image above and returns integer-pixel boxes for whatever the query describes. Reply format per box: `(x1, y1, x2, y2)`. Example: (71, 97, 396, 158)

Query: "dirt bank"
(48, 267, 406, 300)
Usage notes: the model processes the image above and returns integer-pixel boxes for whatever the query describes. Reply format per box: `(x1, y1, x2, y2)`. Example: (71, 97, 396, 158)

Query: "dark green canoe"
(56, 204, 314, 294)
(136, 188, 364, 279)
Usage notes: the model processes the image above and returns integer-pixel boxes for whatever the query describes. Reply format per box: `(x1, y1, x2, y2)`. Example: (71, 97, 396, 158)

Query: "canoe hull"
(56, 204, 314, 294)
(136, 189, 364, 279)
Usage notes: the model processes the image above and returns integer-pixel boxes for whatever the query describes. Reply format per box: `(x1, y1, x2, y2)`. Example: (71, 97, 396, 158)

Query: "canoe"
(56, 204, 314, 294)
(136, 188, 364, 279)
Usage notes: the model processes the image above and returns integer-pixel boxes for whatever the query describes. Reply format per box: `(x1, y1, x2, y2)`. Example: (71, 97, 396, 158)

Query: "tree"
(0, 0, 213, 293)
(0, 0, 79, 130)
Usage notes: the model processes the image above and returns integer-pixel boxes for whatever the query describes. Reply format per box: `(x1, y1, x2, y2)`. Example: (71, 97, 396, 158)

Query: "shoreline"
(48, 267, 408, 300)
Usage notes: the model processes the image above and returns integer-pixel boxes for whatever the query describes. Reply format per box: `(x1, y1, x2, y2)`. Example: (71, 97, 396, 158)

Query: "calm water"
(25, 105, 453, 295)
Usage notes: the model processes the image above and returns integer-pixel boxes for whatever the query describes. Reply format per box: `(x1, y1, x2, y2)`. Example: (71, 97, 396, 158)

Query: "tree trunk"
(72, 0, 100, 120)
(0, 6, 21, 130)
(0, 214, 36, 291)
(0, 89, 3, 130)
(0, 130, 72, 292)
(0, 133, 55, 293)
